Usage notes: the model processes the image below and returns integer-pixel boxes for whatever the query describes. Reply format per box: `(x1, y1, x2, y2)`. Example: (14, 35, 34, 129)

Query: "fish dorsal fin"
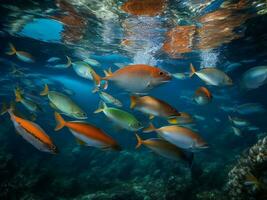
(40, 84, 49, 96)
(104, 67, 113, 77)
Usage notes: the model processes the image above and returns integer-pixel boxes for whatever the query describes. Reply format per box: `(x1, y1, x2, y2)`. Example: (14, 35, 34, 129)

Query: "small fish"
(220, 105, 235, 112)
(6, 43, 34, 63)
(52, 56, 72, 69)
(71, 60, 96, 80)
(241, 59, 256, 64)
(54, 112, 121, 151)
(225, 62, 242, 72)
(130, 95, 180, 121)
(83, 58, 101, 67)
(1, 105, 57, 154)
(93, 88, 122, 107)
(91, 64, 172, 93)
(190, 64, 233, 86)
(214, 118, 221, 123)
(143, 123, 208, 151)
(172, 73, 187, 80)
(40, 84, 87, 119)
(228, 116, 249, 127)
(135, 134, 193, 165)
(47, 57, 61, 63)
(242, 66, 267, 89)
(231, 126, 242, 136)
(193, 86, 212, 105)
(14, 88, 40, 113)
(10, 66, 25, 77)
(94, 101, 142, 131)
(247, 126, 260, 131)
(235, 103, 266, 115)
(194, 115, 205, 121)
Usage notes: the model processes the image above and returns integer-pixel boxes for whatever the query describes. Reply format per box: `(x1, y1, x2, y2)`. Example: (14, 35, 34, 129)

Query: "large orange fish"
(54, 112, 121, 151)
(91, 64, 171, 93)
(2, 106, 57, 154)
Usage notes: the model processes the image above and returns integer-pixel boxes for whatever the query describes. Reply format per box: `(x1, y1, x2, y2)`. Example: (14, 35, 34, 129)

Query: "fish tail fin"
(6, 43, 16, 55)
(189, 63, 196, 77)
(94, 101, 107, 114)
(135, 134, 143, 149)
(103, 67, 113, 77)
(54, 112, 66, 131)
(66, 56, 72, 67)
(1, 101, 15, 116)
(167, 117, 178, 124)
(14, 88, 22, 102)
(90, 70, 108, 91)
(40, 84, 49, 96)
(143, 123, 156, 133)
(130, 96, 138, 109)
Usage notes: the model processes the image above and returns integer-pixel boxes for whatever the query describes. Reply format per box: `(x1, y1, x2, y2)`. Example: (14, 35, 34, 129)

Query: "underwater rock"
(226, 135, 267, 200)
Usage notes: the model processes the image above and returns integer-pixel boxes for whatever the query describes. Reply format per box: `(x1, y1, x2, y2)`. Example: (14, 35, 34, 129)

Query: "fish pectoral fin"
(75, 138, 87, 146)
(146, 82, 152, 88)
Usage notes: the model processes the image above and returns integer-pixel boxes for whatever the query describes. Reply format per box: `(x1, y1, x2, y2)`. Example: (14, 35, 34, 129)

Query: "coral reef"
(226, 134, 267, 200)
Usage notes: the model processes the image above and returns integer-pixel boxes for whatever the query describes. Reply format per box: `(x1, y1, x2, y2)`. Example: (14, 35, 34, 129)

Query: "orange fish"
(91, 64, 171, 93)
(194, 87, 212, 105)
(130, 95, 180, 120)
(54, 112, 121, 151)
(2, 106, 57, 154)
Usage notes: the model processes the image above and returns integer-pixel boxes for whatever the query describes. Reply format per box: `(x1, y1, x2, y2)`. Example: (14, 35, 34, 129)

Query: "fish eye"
(159, 71, 164, 76)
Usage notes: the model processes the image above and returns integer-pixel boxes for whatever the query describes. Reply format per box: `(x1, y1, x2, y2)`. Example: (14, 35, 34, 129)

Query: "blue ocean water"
(0, 0, 267, 199)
